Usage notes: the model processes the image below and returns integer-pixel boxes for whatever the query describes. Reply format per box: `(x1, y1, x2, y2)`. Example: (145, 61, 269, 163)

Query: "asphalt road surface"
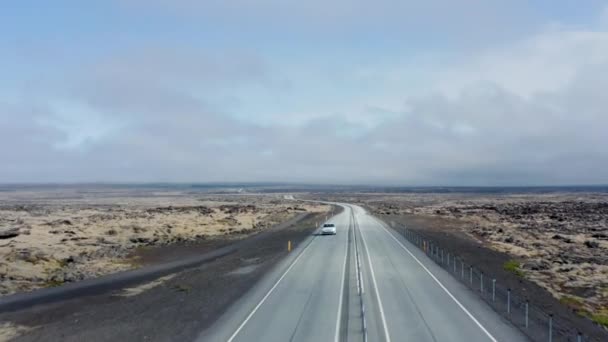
(199, 203, 529, 342)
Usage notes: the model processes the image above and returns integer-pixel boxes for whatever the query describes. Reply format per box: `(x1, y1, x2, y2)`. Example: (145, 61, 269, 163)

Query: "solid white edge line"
(373, 216, 498, 342)
(226, 235, 316, 342)
(334, 207, 350, 342)
(357, 209, 392, 342)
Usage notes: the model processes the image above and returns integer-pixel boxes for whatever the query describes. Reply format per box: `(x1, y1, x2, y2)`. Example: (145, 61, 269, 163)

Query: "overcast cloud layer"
(1, 1, 608, 185)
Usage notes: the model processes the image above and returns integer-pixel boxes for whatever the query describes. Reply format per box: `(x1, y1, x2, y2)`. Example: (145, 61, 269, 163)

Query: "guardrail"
(390, 223, 607, 342)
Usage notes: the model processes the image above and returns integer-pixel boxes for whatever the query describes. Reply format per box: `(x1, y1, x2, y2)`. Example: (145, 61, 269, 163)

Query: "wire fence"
(392, 225, 605, 342)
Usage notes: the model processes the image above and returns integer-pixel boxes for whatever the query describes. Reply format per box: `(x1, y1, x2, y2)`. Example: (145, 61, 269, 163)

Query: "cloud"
(119, 0, 543, 48)
(352, 25, 608, 185)
(2, 4, 608, 185)
(433, 29, 608, 98)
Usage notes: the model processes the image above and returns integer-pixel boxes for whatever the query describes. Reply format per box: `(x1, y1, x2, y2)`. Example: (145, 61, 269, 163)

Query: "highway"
(199, 204, 529, 342)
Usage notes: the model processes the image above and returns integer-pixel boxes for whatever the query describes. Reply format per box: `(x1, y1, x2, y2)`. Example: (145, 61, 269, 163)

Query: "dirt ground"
(0, 211, 325, 342)
(0, 188, 330, 297)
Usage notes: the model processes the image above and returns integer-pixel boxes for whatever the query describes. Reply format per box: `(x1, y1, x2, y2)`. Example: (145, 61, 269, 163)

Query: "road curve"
(199, 204, 529, 342)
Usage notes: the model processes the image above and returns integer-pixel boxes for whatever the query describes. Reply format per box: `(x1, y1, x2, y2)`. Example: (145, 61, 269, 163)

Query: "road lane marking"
(226, 235, 317, 342)
(373, 216, 498, 342)
(334, 207, 351, 342)
(356, 208, 392, 342)
(352, 207, 368, 342)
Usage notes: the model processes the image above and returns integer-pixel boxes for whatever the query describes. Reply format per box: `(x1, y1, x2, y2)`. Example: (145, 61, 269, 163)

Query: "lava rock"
(522, 259, 551, 271)
(584, 240, 600, 248)
(129, 237, 151, 244)
(0, 227, 20, 239)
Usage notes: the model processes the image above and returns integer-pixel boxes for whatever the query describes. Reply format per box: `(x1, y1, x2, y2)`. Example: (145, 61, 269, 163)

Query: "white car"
(321, 223, 337, 235)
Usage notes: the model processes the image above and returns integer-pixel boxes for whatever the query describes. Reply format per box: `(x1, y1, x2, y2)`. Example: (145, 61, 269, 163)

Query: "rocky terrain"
(0, 201, 325, 342)
(0, 188, 329, 297)
(318, 192, 608, 327)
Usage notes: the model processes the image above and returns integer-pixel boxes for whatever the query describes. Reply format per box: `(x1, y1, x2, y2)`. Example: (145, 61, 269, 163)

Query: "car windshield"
(323, 224, 335, 227)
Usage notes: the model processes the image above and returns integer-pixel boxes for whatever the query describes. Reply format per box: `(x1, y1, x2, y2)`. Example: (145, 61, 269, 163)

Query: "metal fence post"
(577, 332, 581, 342)
(453, 258, 456, 273)
(447, 252, 450, 267)
(492, 279, 496, 302)
(470, 266, 473, 284)
(441, 248, 444, 264)
(507, 289, 511, 314)
(525, 301, 529, 328)
(549, 314, 553, 342)
(480, 272, 484, 293)
(461, 261, 464, 279)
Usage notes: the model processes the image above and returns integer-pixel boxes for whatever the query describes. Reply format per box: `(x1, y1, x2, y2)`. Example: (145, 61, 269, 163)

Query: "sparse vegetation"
(44, 279, 64, 288)
(57, 259, 71, 268)
(590, 311, 608, 328)
(576, 307, 608, 328)
(0, 192, 329, 297)
(503, 260, 524, 277)
(560, 295, 585, 310)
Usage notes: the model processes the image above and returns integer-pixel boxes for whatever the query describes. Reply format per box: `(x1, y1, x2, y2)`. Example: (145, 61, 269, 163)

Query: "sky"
(1, 1, 608, 185)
